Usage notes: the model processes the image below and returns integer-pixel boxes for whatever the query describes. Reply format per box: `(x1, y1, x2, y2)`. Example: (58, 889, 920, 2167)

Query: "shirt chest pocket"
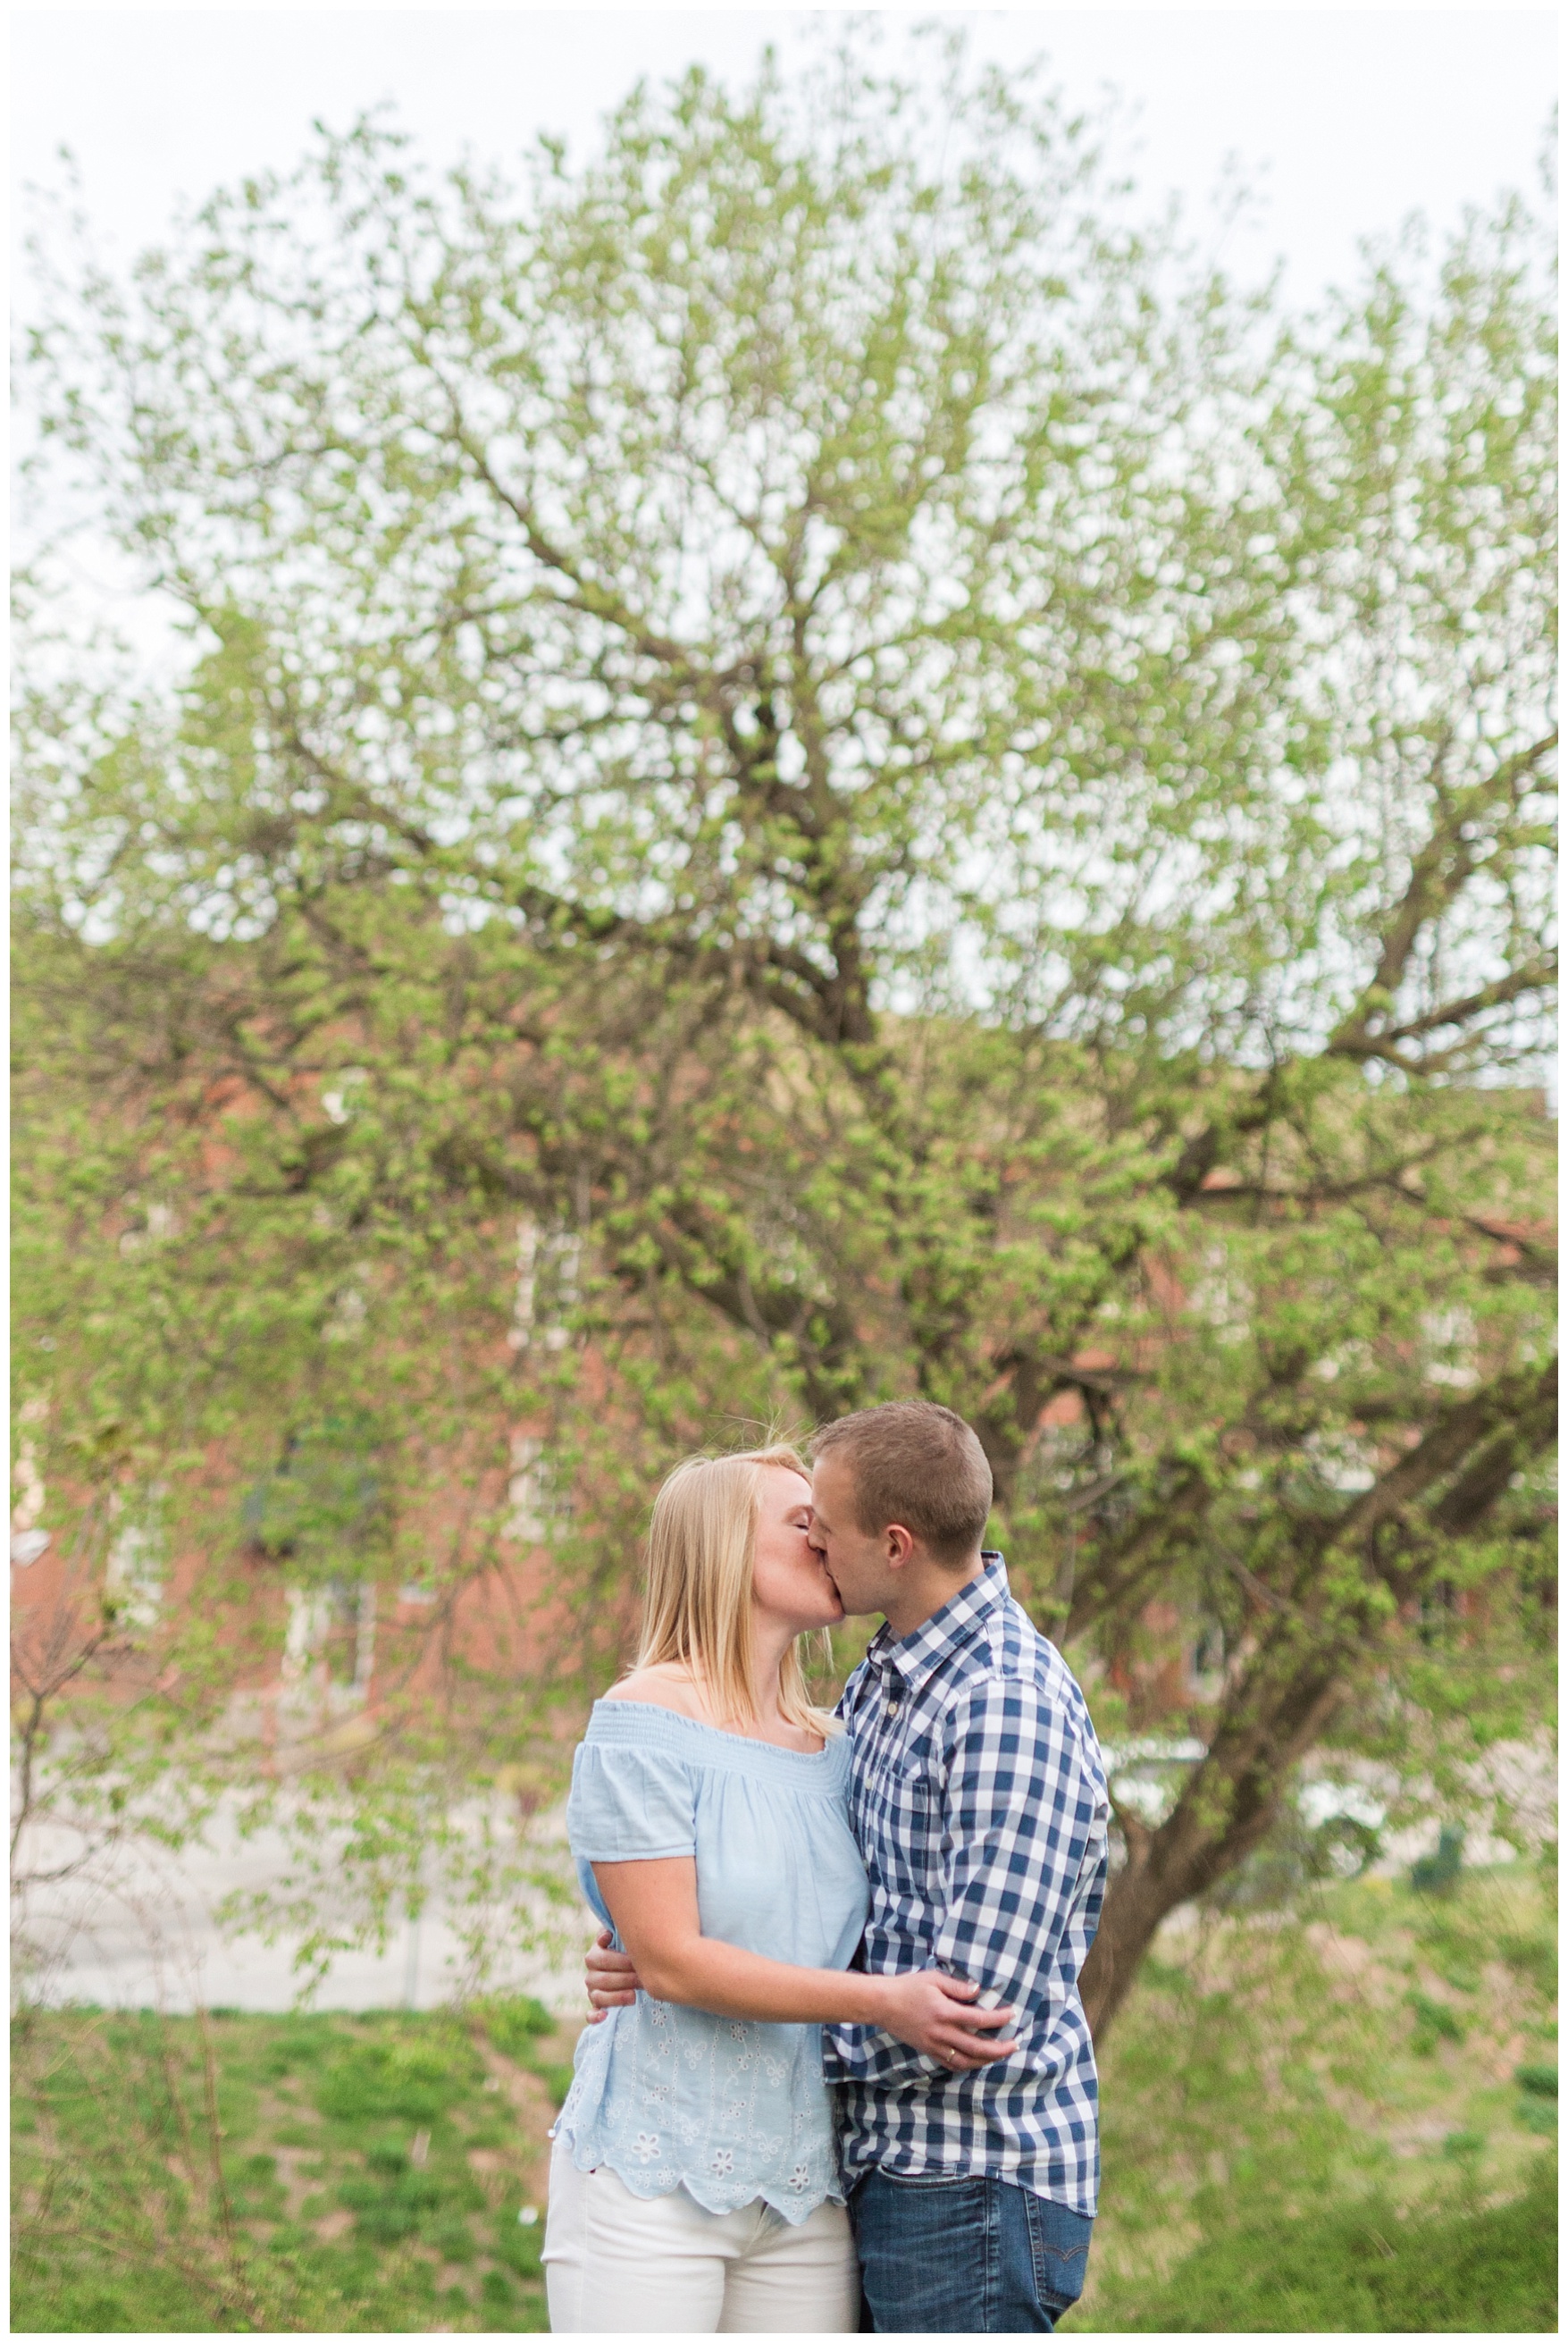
(876, 1759, 942, 1885)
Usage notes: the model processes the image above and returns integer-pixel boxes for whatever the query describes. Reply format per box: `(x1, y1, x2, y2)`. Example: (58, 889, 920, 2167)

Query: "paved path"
(15, 1737, 1550, 2015)
(13, 1802, 593, 2016)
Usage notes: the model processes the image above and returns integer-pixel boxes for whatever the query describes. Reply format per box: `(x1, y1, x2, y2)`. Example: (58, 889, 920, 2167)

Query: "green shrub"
(474, 1996, 555, 2062)
(431, 2213, 477, 2262)
(338, 2165, 443, 2234)
(1408, 1990, 1466, 2053)
(259, 2020, 335, 2080)
(314, 2034, 479, 2125)
(1411, 1826, 1467, 1896)
(1501, 1931, 1556, 1994)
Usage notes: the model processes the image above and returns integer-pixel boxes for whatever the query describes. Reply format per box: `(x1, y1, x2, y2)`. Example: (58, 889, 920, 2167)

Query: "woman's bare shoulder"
(601, 1663, 709, 1719)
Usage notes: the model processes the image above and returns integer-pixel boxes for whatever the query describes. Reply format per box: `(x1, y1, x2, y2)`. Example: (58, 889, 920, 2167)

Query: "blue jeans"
(851, 2169, 1093, 2333)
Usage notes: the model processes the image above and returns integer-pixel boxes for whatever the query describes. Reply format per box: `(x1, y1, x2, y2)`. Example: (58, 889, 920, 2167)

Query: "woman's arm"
(592, 1856, 1019, 2070)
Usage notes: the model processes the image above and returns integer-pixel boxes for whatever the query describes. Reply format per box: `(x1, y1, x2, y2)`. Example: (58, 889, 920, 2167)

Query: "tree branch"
(1347, 952, 1559, 1054)
(1329, 732, 1557, 1060)
(1329, 1356, 1556, 1555)
(1163, 735, 1556, 1201)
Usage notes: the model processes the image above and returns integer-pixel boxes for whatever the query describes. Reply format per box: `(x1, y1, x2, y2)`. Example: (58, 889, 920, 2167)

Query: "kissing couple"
(541, 1400, 1110, 2334)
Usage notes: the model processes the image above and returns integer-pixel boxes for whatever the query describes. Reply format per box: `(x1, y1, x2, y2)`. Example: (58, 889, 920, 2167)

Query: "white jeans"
(542, 2137, 860, 2333)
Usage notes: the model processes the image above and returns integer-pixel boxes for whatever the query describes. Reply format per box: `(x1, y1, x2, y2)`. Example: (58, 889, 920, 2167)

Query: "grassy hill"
(1068, 1858, 1557, 2332)
(12, 1995, 568, 2332)
(12, 1860, 1555, 2332)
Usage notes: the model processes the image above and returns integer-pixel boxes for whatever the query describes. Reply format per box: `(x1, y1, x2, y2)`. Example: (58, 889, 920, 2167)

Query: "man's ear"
(884, 1523, 917, 1571)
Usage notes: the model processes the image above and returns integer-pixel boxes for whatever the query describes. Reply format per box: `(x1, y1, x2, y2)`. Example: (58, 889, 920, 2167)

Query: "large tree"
(14, 41, 1556, 2019)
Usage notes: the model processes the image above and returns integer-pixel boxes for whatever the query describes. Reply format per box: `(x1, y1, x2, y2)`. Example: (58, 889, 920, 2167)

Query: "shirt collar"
(867, 1549, 1009, 1700)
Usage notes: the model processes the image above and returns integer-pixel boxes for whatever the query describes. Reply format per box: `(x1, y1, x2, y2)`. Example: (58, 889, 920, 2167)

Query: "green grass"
(13, 1863, 1555, 2332)
(1101, 2161, 1557, 2332)
(1066, 1859, 1558, 2332)
(11, 1997, 572, 2332)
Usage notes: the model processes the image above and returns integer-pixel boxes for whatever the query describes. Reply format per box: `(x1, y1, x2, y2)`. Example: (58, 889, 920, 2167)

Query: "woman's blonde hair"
(637, 1445, 836, 1734)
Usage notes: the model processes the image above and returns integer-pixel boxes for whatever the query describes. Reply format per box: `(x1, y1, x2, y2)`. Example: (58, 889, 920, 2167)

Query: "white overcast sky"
(10, 7, 1558, 310)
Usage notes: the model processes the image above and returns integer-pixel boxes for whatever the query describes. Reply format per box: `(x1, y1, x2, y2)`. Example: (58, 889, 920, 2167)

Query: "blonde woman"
(542, 1446, 1017, 2334)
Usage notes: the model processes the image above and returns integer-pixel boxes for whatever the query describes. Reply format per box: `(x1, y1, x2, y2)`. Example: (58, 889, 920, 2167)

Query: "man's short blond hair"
(810, 1401, 993, 1566)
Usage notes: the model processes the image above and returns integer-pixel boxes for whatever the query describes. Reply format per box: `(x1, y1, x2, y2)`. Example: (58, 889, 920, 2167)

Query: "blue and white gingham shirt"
(823, 1553, 1110, 2216)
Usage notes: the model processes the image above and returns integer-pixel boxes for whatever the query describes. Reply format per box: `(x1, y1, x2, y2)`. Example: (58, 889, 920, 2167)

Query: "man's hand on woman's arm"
(584, 1927, 641, 2019)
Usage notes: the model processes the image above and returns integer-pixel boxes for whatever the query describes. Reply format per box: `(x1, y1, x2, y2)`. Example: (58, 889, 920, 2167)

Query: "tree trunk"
(1079, 1844, 1184, 2037)
(1081, 1653, 1346, 2036)
(1076, 1359, 1558, 2036)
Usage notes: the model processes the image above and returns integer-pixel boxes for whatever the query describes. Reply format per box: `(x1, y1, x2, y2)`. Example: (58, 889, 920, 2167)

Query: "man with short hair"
(588, 1399, 1109, 2333)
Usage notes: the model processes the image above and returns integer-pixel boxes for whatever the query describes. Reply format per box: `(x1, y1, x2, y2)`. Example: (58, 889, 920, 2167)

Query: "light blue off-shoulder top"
(554, 1700, 871, 2222)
